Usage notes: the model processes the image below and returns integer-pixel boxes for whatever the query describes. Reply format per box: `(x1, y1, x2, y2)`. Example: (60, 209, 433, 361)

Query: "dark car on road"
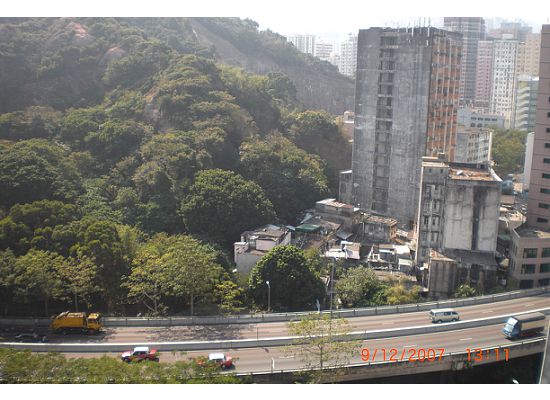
(14, 333, 48, 342)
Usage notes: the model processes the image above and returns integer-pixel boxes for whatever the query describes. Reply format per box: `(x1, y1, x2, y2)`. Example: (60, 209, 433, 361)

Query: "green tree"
(0, 249, 17, 315)
(180, 169, 276, 246)
(491, 128, 528, 177)
(124, 234, 224, 315)
(216, 280, 245, 315)
(123, 234, 173, 315)
(239, 134, 329, 222)
(59, 107, 106, 149)
(73, 219, 128, 311)
(220, 65, 281, 133)
(14, 249, 65, 316)
(454, 284, 478, 298)
(162, 235, 224, 316)
(0, 106, 62, 141)
(336, 266, 388, 308)
(56, 256, 100, 312)
(0, 139, 82, 208)
(85, 119, 153, 165)
(286, 314, 358, 383)
(287, 110, 340, 141)
(248, 245, 326, 311)
(384, 282, 421, 305)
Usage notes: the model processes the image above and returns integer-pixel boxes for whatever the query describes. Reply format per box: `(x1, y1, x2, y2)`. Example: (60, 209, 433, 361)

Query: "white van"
(429, 308, 460, 323)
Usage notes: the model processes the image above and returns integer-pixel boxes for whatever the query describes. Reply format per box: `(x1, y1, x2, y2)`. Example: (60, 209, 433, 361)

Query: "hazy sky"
(6, 0, 550, 41)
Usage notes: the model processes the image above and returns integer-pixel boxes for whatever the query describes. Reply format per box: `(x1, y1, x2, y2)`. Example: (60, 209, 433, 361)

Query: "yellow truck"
(50, 311, 102, 334)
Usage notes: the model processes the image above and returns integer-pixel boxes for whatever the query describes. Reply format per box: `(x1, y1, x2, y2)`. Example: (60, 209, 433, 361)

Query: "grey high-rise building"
(349, 27, 461, 228)
(444, 17, 486, 106)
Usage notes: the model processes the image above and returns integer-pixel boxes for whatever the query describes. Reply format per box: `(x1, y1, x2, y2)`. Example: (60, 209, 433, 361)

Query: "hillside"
(0, 17, 355, 115)
(0, 17, 352, 315)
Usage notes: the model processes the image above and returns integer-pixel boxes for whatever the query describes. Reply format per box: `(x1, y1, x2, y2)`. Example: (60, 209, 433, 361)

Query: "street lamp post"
(266, 280, 271, 313)
(329, 258, 335, 319)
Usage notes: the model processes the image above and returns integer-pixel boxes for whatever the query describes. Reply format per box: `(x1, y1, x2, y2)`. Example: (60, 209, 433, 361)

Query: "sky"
(5, 0, 550, 42)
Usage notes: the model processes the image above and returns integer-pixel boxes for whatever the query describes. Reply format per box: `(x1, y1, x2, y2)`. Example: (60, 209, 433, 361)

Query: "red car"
(121, 346, 159, 363)
(207, 353, 233, 369)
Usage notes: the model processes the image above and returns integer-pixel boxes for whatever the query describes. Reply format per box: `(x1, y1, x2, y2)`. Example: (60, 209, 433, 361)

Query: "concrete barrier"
(3, 307, 549, 353)
(1, 286, 549, 328)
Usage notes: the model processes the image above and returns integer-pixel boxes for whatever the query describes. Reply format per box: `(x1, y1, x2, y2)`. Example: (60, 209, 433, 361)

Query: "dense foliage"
(336, 267, 421, 308)
(248, 245, 326, 312)
(490, 128, 528, 177)
(0, 349, 240, 384)
(0, 17, 355, 316)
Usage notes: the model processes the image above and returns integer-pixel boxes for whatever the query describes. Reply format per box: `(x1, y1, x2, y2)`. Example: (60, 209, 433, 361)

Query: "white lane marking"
(279, 355, 295, 359)
(402, 344, 417, 348)
(524, 303, 535, 307)
(482, 310, 493, 314)
(460, 337, 473, 341)
(381, 322, 395, 325)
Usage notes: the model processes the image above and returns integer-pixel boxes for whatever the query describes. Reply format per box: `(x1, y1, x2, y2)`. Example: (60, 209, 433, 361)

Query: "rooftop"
(448, 166, 497, 182)
(242, 225, 288, 240)
(365, 215, 398, 226)
(515, 224, 550, 239)
(316, 198, 354, 209)
(430, 249, 455, 262)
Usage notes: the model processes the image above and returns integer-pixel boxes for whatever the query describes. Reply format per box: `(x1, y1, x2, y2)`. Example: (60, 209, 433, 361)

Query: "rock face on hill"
(187, 19, 356, 114)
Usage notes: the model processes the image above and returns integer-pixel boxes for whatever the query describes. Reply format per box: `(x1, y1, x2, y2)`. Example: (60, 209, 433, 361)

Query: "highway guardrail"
(1, 286, 549, 328)
(2, 307, 549, 352)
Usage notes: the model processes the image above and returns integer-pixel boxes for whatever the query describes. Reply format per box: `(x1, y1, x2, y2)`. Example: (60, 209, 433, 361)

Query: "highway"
(10, 294, 550, 344)
(63, 322, 548, 373)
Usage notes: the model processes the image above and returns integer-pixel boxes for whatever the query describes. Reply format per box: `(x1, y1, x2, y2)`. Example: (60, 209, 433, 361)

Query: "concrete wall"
(352, 28, 433, 227)
(339, 170, 353, 204)
(429, 259, 459, 299)
(235, 252, 261, 274)
(442, 180, 500, 252)
(256, 239, 276, 252)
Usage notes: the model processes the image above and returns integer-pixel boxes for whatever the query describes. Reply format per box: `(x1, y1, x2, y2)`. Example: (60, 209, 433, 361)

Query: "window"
(539, 203, 550, 209)
(543, 248, 550, 258)
(540, 263, 550, 273)
(543, 173, 550, 179)
(547, 112, 550, 118)
(521, 264, 536, 274)
(523, 248, 538, 258)
(542, 188, 550, 194)
(546, 143, 550, 148)
(537, 218, 549, 223)
(544, 158, 550, 164)
(424, 216, 429, 225)
(547, 128, 550, 133)
(539, 279, 550, 286)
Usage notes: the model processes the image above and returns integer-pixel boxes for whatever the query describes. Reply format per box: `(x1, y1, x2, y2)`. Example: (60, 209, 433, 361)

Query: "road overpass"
(2, 291, 549, 382)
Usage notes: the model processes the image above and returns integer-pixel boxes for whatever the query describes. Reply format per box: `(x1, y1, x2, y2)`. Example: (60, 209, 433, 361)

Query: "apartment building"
(444, 17, 486, 106)
(490, 39, 519, 128)
(349, 27, 461, 228)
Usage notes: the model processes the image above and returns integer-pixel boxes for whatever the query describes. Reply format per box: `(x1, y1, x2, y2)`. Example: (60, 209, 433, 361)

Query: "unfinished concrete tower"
(350, 27, 461, 228)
